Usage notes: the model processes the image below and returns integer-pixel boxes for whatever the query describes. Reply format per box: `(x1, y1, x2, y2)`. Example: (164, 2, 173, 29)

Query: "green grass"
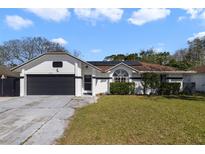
(58, 95, 205, 144)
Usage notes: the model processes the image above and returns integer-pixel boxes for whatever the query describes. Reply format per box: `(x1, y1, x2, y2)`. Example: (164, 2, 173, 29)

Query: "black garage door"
(27, 75, 75, 95)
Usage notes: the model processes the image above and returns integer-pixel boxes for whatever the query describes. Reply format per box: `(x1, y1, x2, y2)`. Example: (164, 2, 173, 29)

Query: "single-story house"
(183, 65, 205, 92)
(0, 65, 20, 96)
(10, 51, 195, 96)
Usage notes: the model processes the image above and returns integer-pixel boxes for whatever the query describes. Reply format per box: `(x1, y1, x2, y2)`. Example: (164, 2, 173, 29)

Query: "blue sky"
(0, 8, 205, 61)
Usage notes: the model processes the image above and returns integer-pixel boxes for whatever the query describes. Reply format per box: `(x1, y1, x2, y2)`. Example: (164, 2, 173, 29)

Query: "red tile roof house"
(6, 51, 195, 96)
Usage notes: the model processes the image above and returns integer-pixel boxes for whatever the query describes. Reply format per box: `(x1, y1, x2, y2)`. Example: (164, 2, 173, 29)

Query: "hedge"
(110, 82, 135, 95)
(159, 82, 181, 95)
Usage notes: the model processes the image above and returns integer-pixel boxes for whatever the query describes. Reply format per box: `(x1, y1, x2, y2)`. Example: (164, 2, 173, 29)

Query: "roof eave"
(11, 52, 102, 72)
(139, 71, 197, 74)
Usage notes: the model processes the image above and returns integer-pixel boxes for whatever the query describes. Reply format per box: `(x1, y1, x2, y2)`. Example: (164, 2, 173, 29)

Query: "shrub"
(141, 73, 160, 95)
(183, 82, 196, 95)
(110, 82, 135, 95)
(159, 82, 181, 95)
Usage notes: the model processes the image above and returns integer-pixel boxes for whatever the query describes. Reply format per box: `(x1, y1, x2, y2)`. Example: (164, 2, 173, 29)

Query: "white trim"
(92, 69, 96, 96)
(20, 69, 25, 96)
(105, 62, 140, 73)
(139, 71, 196, 74)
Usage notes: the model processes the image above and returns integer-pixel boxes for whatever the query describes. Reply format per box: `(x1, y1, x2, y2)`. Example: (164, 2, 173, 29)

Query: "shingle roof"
(133, 62, 176, 72)
(192, 65, 205, 73)
(87, 61, 141, 66)
(0, 65, 20, 77)
(87, 61, 177, 72)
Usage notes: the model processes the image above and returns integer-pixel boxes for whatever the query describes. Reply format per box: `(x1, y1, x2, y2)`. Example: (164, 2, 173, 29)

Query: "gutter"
(138, 71, 197, 74)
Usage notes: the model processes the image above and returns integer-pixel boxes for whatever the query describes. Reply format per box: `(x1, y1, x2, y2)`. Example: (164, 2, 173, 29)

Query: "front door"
(84, 75, 92, 92)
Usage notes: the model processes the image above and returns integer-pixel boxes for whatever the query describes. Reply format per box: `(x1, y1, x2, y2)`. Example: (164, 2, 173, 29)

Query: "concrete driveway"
(0, 96, 96, 145)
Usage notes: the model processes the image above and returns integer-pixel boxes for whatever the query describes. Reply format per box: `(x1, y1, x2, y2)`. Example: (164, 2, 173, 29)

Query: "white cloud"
(51, 38, 67, 46)
(90, 49, 101, 53)
(154, 47, 165, 53)
(5, 15, 33, 30)
(26, 8, 70, 22)
(188, 32, 205, 41)
(182, 8, 205, 21)
(200, 11, 205, 20)
(148, 42, 166, 53)
(178, 16, 186, 21)
(128, 9, 171, 26)
(74, 9, 123, 24)
(183, 8, 203, 19)
(157, 42, 165, 46)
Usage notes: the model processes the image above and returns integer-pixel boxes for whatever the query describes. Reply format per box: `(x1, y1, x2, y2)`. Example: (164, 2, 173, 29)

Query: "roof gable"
(106, 62, 139, 72)
(11, 51, 101, 72)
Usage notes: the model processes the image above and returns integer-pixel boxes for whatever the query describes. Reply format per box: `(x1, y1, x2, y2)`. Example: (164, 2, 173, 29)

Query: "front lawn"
(58, 95, 205, 144)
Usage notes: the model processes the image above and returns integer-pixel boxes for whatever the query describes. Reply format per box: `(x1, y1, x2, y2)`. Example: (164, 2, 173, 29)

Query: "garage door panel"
(27, 75, 75, 95)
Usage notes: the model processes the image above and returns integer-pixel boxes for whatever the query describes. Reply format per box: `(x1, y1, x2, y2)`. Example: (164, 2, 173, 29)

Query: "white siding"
(75, 62, 82, 96)
(82, 64, 110, 95)
(131, 72, 144, 94)
(132, 79, 144, 94)
(95, 78, 109, 94)
(186, 73, 205, 92)
(25, 61, 74, 74)
(20, 69, 25, 97)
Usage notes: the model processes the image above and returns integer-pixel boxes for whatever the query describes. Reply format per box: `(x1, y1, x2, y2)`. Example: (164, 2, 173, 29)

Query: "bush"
(183, 82, 196, 95)
(141, 73, 161, 95)
(159, 82, 181, 95)
(110, 82, 135, 95)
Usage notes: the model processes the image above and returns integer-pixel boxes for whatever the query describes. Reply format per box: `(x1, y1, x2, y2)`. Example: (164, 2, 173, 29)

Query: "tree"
(1, 37, 67, 66)
(104, 54, 126, 61)
(173, 48, 187, 61)
(168, 59, 193, 70)
(141, 73, 160, 95)
(139, 49, 171, 65)
(125, 53, 140, 61)
(140, 49, 156, 63)
(103, 41, 205, 70)
(155, 52, 170, 65)
(0, 46, 10, 65)
(187, 38, 204, 66)
(104, 54, 117, 61)
(72, 49, 81, 58)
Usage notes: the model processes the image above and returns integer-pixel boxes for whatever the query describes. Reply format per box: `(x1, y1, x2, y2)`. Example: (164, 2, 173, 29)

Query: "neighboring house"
(184, 65, 205, 92)
(10, 51, 195, 96)
(0, 65, 20, 96)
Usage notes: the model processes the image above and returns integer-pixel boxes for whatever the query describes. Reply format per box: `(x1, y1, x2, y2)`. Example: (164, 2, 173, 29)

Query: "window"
(53, 61, 63, 68)
(84, 75, 92, 91)
(160, 74, 167, 83)
(113, 69, 129, 82)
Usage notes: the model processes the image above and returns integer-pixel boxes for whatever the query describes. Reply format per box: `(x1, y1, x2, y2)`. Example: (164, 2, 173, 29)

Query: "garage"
(27, 74, 75, 95)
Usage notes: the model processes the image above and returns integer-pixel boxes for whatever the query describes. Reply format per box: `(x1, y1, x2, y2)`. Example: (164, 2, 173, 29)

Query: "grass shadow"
(163, 95, 205, 102)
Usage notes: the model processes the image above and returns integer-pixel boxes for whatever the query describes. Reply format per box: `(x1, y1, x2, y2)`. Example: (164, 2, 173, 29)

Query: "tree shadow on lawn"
(162, 95, 205, 102)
